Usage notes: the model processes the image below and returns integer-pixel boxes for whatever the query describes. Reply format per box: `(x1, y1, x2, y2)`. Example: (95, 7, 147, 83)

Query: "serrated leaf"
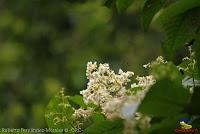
(116, 0, 134, 13)
(138, 78, 190, 117)
(161, 8, 200, 59)
(139, 63, 190, 117)
(178, 55, 200, 80)
(142, 0, 166, 31)
(156, 0, 200, 59)
(178, 59, 194, 76)
(158, 0, 200, 22)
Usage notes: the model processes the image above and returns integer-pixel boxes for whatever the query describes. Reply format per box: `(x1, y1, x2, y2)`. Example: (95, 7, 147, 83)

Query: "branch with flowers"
(45, 54, 199, 133)
(45, 0, 200, 133)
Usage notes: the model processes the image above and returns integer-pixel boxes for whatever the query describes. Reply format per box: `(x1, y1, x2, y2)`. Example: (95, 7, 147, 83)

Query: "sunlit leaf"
(139, 78, 190, 117)
(156, 0, 200, 59)
(139, 63, 190, 116)
(142, 0, 166, 31)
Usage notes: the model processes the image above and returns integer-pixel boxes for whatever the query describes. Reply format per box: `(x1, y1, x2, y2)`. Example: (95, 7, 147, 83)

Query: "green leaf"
(139, 63, 190, 117)
(116, 0, 134, 13)
(90, 113, 105, 122)
(84, 119, 124, 134)
(147, 115, 186, 134)
(68, 95, 87, 109)
(158, 0, 200, 22)
(139, 78, 190, 117)
(178, 58, 194, 77)
(161, 8, 200, 59)
(45, 91, 74, 134)
(178, 54, 200, 80)
(142, 0, 166, 31)
(156, 0, 200, 59)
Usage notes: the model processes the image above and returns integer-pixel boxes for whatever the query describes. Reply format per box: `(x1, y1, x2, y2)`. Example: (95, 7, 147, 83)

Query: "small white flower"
(136, 75, 155, 88)
(143, 63, 150, 68)
(86, 61, 97, 79)
(143, 56, 167, 69)
(73, 108, 93, 119)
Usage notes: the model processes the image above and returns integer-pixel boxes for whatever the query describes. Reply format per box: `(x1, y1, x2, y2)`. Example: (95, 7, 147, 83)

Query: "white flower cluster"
(103, 75, 155, 121)
(128, 75, 155, 106)
(155, 56, 168, 64)
(73, 108, 93, 119)
(80, 62, 154, 121)
(143, 56, 167, 68)
(81, 62, 134, 106)
(131, 75, 155, 89)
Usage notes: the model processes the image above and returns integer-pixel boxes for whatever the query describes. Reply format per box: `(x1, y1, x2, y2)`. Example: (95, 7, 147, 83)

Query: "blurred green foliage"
(0, 0, 161, 128)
